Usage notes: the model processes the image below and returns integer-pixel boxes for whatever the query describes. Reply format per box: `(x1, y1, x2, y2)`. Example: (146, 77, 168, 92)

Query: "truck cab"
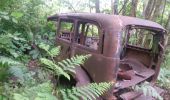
(48, 13, 167, 99)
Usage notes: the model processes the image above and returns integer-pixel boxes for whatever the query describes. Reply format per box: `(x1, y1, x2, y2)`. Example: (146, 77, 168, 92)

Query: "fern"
(58, 55, 91, 73)
(0, 56, 22, 66)
(40, 58, 70, 80)
(12, 82, 57, 100)
(39, 43, 61, 57)
(39, 43, 111, 100)
(39, 43, 91, 80)
(59, 82, 113, 100)
(40, 55, 90, 80)
(157, 68, 170, 87)
(6, 81, 113, 100)
(133, 82, 163, 100)
(0, 56, 24, 82)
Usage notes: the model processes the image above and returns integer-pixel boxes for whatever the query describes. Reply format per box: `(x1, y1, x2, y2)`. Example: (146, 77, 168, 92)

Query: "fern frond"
(39, 43, 60, 57)
(0, 56, 25, 82)
(157, 68, 170, 87)
(40, 58, 70, 80)
(49, 46, 60, 57)
(40, 55, 90, 80)
(0, 56, 22, 66)
(58, 54, 91, 72)
(59, 82, 113, 100)
(133, 82, 163, 100)
(13, 82, 57, 100)
(8, 66, 25, 81)
(39, 43, 50, 52)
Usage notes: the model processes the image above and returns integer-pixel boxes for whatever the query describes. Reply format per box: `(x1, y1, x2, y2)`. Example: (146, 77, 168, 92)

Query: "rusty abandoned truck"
(48, 13, 167, 99)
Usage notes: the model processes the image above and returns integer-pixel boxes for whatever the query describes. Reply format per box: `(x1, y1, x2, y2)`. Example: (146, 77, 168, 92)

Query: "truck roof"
(48, 13, 165, 32)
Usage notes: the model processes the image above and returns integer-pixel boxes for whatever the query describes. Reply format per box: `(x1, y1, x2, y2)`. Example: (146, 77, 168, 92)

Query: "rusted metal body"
(48, 13, 167, 99)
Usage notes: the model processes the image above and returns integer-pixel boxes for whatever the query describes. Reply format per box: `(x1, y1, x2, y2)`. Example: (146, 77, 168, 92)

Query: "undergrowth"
(0, 43, 113, 100)
(133, 82, 163, 100)
(157, 50, 170, 89)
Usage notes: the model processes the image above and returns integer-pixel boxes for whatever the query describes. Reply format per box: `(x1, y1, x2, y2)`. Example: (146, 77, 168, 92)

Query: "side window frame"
(74, 19, 103, 53)
(56, 17, 75, 42)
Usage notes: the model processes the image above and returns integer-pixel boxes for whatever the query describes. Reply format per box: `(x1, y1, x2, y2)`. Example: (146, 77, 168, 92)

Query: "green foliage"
(162, 50, 170, 68)
(38, 43, 112, 100)
(3, 79, 112, 100)
(0, 56, 22, 66)
(0, 56, 23, 82)
(0, 33, 31, 59)
(157, 68, 170, 88)
(0, 65, 9, 82)
(157, 51, 170, 88)
(0, 56, 39, 95)
(0, 0, 56, 61)
(39, 43, 61, 57)
(1, 47, 111, 100)
(59, 82, 113, 100)
(58, 55, 91, 72)
(40, 58, 70, 80)
(11, 12, 24, 19)
(13, 82, 57, 100)
(133, 82, 163, 100)
(39, 43, 91, 80)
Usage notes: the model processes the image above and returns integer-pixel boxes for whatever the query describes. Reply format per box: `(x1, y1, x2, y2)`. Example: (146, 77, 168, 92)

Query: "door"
(56, 18, 75, 60)
(73, 20, 109, 82)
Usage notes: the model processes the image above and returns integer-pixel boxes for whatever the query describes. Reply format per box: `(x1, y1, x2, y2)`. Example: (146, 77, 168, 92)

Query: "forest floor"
(163, 88, 170, 100)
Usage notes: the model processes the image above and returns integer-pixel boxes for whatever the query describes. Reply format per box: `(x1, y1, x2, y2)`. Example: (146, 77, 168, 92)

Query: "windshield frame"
(123, 25, 164, 51)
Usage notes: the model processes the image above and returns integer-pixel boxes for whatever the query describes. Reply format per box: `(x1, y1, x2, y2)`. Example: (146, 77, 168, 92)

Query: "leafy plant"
(59, 82, 113, 100)
(39, 43, 91, 80)
(0, 42, 112, 100)
(4, 78, 113, 100)
(39, 43, 113, 99)
(162, 50, 170, 67)
(0, 56, 22, 65)
(39, 43, 61, 58)
(0, 56, 23, 82)
(0, 33, 31, 59)
(12, 82, 56, 100)
(157, 51, 170, 88)
(133, 82, 163, 100)
(157, 68, 170, 88)
(0, 56, 36, 89)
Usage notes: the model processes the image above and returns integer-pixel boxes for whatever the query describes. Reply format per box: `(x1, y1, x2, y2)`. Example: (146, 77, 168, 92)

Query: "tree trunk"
(130, 0, 138, 17)
(144, 0, 156, 20)
(152, 0, 164, 21)
(166, 13, 170, 33)
(111, 0, 119, 14)
(122, 0, 128, 15)
(165, 13, 170, 46)
(95, 0, 100, 13)
(89, 0, 92, 13)
(160, 0, 167, 25)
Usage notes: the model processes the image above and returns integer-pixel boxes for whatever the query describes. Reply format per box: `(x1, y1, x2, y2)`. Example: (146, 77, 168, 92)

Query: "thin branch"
(118, 0, 129, 14)
(161, 0, 167, 25)
(165, 13, 170, 29)
(75, 0, 81, 7)
(63, 0, 77, 13)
